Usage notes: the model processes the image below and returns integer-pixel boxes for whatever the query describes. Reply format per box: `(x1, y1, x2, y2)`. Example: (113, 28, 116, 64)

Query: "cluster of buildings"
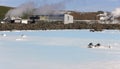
(29, 14, 73, 24)
(1, 11, 120, 24)
(1, 13, 74, 24)
(97, 12, 120, 24)
(74, 12, 120, 24)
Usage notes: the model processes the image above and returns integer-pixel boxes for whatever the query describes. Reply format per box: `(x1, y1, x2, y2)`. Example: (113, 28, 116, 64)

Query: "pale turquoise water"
(0, 30, 120, 69)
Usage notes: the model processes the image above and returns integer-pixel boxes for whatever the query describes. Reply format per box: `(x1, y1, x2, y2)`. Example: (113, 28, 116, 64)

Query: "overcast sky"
(0, 0, 120, 12)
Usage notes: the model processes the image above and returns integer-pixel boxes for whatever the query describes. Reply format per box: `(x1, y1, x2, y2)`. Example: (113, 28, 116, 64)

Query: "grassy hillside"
(70, 11, 104, 20)
(0, 6, 12, 19)
(70, 11, 120, 21)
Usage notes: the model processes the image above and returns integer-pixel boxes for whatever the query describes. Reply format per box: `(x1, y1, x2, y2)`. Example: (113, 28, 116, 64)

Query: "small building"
(21, 19, 28, 24)
(28, 15, 40, 23)
(64, 14, 73, 24)
(39, 15, 49, 21)
(2, 17, 28, 24)
(2, 17, 22, 23)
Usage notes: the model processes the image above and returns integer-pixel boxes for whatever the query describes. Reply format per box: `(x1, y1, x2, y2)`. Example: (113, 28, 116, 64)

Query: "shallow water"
(0, 30, 120, 69)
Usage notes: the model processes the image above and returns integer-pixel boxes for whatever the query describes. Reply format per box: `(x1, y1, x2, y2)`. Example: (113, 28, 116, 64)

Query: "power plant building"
(29, 14, 73, 24)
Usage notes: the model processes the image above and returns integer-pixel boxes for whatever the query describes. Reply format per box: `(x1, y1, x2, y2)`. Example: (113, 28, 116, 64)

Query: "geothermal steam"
(6, 0, 68, 17)
(6, 2, 35, 17)
(112, 8, 120, 17)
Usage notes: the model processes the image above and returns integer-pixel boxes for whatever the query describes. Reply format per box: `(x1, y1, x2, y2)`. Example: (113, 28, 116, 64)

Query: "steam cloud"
(6, 2, 35, 17)
(112, 8, 120, 17)
(5, 0, 71, 17)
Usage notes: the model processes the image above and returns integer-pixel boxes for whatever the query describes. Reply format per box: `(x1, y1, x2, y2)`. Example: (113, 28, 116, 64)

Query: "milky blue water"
(0, 30, 120, 69)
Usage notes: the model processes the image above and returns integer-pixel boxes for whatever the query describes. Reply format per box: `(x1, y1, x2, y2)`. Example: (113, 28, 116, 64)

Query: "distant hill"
(70, 11, 104, 20)
(0, 6, 12, 19)
(70, 11, 120, 20)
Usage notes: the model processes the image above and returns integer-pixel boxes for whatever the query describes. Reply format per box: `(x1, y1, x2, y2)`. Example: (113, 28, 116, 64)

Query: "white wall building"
(21, 19, 28, 24)
(64, 14, 73, 24)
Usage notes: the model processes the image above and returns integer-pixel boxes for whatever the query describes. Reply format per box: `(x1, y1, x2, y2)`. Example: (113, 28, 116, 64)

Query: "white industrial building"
(64, 14, 73, 24)
(29, 14, 74, 24)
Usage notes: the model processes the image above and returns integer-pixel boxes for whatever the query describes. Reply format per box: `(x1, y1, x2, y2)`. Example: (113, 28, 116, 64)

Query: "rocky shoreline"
(0, 22, 120, 31)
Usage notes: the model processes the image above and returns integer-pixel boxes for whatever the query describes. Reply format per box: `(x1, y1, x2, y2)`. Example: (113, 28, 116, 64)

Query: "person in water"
(88, 43, 94, 48)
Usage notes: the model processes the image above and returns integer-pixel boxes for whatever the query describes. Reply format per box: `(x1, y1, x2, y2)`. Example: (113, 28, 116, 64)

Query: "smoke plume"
(112, 8, 120, 17)
(5, 0, 73, 17)
(5, 2, 35, 17)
